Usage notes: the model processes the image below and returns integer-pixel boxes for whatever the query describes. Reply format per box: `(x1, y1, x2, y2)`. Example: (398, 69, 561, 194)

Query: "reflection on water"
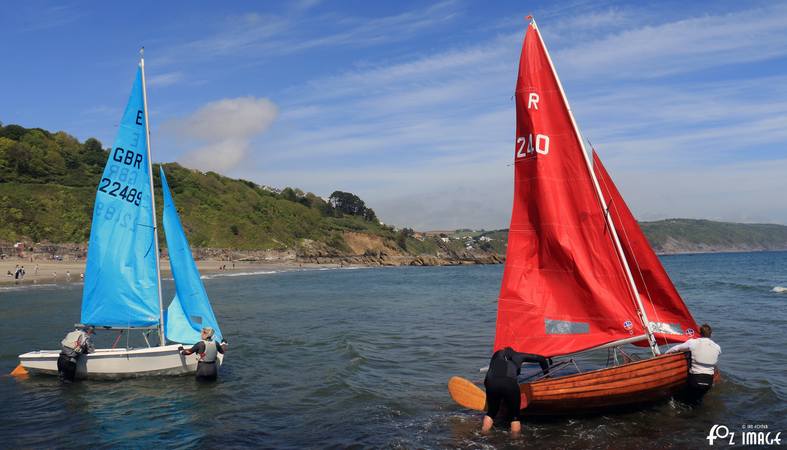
(2, 252, 786, 448)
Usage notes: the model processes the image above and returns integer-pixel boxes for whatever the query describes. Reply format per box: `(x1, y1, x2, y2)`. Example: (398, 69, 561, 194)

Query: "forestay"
(81, 68, 160, 328)
(160, 168, 222, 344)
(493, 22, 647, 357)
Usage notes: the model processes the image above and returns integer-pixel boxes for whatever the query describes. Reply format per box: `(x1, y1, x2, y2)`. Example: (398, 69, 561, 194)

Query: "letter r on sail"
(528, 93, 539, 110)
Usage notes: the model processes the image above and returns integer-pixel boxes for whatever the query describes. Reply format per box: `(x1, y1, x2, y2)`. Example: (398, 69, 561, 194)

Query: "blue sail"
(81, 67, 160, 328)
(160, 168, 222, 344)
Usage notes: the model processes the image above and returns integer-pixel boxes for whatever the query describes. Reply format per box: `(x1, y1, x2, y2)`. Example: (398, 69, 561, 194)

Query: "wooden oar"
(448, 376, 487, 411)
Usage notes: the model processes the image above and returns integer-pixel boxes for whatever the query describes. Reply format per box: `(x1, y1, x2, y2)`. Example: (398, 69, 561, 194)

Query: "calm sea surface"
(1, 251, 786, 449)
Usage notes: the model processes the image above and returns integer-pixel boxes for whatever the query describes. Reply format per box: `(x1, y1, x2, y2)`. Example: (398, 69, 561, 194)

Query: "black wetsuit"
(188, 340, 225, 381)
(57, 332, 93, 382)
(57, 352, 78, 382)
(484, 348, 549, 422)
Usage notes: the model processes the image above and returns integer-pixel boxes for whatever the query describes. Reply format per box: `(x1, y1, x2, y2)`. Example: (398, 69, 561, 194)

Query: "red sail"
(493, 23, 645, 357)
(593, 152, 700, 344)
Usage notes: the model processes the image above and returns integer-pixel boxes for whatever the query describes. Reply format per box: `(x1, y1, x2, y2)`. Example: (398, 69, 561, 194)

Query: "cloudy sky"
(2, 1, 786, 229)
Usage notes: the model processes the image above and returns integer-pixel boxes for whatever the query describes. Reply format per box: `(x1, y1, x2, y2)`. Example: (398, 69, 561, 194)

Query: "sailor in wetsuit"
(482, 347, 550, 435)
(666, 323, 720, 403)
(180, 327, 227, 381)
(57, 325, 95, 382)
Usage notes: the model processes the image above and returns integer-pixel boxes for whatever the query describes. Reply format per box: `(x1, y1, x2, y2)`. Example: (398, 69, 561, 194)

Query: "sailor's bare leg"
(510, 420, 522, 436)
(481, 415, 494, 433)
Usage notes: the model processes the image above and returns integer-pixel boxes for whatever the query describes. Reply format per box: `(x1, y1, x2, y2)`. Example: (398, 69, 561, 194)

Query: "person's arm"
(181, 342, 202, 356)
(665, 341, 691, 353)
(513, 351, 550, 374)
(217, 340, 226, 354)
(84, 335, 95, 354)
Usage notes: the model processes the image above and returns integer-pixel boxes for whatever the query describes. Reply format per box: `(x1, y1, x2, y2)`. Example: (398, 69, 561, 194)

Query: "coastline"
(0, 254, 503, 289)
(0, 258, 346, 288)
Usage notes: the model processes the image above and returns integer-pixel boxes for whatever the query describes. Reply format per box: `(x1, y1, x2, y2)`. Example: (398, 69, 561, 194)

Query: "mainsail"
(493, 22, 648, 357)
(81, 67, 160, 328)
(593, 152, 699, 344)
(160, 168, 222, 344)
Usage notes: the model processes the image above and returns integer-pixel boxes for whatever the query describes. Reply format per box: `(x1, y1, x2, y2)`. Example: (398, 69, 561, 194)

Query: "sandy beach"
(0, 257, 345, 287)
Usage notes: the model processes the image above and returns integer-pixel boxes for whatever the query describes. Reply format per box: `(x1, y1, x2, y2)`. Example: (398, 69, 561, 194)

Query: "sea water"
(1, 251, 785, 448)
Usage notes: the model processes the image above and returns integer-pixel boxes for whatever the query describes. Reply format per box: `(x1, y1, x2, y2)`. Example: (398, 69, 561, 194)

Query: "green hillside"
(0, 122, 409, 254)
(639, 219, 787, 253)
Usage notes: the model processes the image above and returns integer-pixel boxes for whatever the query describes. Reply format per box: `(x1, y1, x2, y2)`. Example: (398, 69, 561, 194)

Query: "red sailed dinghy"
(448, 18, 703, 417)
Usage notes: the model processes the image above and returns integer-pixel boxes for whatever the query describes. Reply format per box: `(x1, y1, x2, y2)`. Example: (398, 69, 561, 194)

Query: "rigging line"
(589, 140, 669, 347)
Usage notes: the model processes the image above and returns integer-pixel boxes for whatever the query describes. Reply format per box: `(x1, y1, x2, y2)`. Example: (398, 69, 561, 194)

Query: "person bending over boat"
(666, 323, 721, 402)
(482, 347, 550, 435)
(57, 325, 95, 382)
(179, 327, 227, 381)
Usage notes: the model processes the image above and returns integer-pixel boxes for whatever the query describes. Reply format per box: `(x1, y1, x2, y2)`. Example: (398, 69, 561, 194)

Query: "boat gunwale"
(531, 366, 688, 398)
(530, 357, 687, 392)
(19, 344, 189, 359)
(525, 352, 688, 388)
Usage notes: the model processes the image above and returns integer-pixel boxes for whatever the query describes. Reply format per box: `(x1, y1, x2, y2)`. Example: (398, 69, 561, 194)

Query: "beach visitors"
(14, 265, 20, 279)
(66, 271, 71, 281)
(80, 273, 84, 280)
(57, 325, 95, 382)
(20, 266, 25, 279)
(482, 347, 550, 435)
(666, 323, 720, 402)
(179, 327, 227, 381)
(34, 264, 39, 276)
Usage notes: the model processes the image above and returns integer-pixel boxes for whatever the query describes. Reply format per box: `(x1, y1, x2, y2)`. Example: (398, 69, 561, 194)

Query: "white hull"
(18, 344, 224, 379)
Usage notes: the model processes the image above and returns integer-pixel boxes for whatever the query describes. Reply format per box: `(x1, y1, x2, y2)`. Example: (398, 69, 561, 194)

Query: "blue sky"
(2, 0, 786, 229)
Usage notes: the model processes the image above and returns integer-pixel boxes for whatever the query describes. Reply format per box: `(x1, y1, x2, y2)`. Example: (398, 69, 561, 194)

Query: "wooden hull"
(519, 352, 689, 416)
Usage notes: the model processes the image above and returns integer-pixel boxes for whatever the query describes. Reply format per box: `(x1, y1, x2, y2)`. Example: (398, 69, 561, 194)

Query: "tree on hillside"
(0, 124, 26, 141)
(363, 207, 378, 223)
(396, 227, 414, 249)
(329, 191, 378, 222)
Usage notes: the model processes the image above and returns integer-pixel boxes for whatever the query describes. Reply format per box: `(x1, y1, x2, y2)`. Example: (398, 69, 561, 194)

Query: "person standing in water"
(666, 323, 721, 403)
(57, 325, 95, 382)
(180, 327, 227, 381)
(482, 346, 550, 435)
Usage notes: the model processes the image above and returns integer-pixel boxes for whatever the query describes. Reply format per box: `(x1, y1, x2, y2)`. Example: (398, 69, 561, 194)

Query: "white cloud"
(164, 97, 278, 172)
(147, 71, 183, 87)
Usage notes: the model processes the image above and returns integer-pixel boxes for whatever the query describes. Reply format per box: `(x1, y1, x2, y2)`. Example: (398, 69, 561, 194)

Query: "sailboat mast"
(529, 19, 660, 356)
(139, 48, 166, 346)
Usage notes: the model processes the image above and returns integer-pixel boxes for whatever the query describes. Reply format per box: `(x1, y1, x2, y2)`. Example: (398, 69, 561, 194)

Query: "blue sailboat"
(18, 51, 225, 378)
